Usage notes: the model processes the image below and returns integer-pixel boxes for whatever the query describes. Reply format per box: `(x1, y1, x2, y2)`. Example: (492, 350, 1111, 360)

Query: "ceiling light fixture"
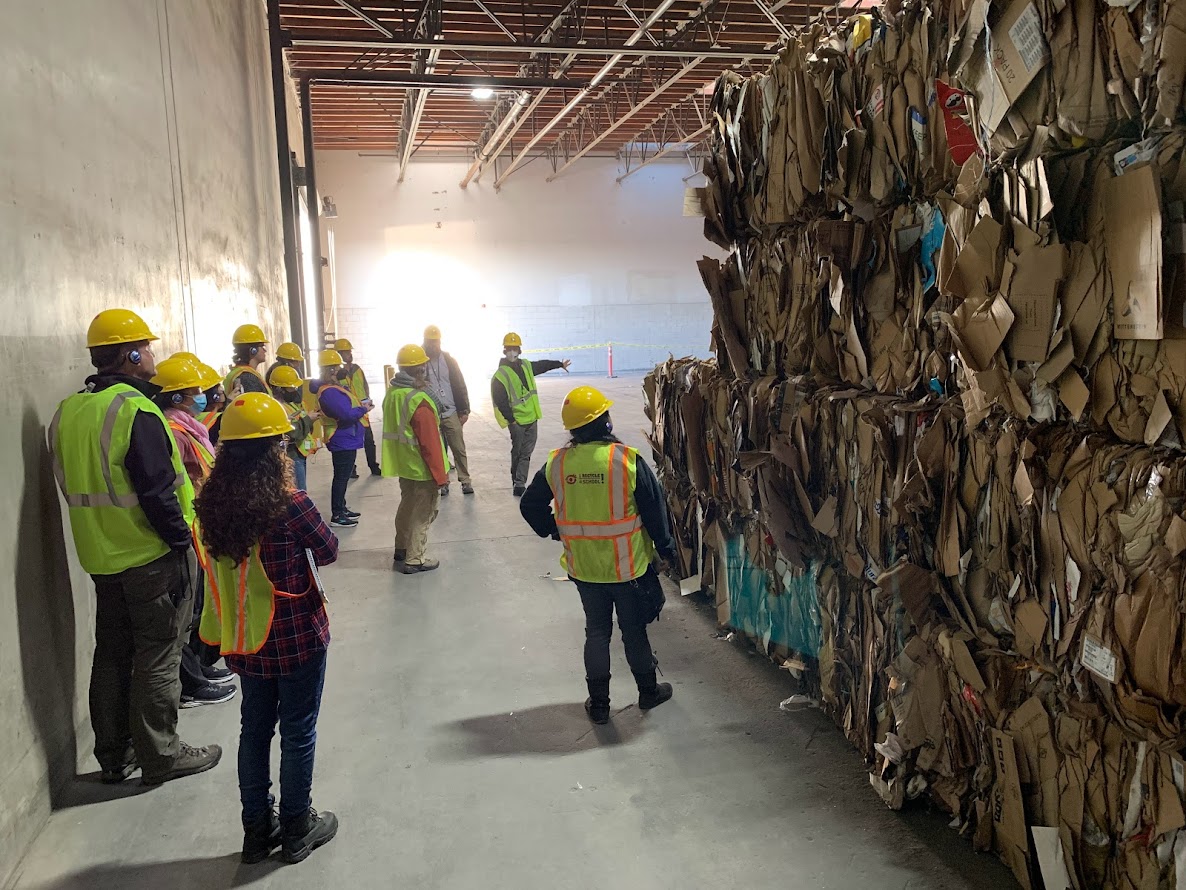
(471, 86, 495, 100)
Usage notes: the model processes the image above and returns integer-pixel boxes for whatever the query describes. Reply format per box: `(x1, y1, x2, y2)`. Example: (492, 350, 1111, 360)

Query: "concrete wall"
(314, 154, 718, 388)
(0, 1, 289, 882)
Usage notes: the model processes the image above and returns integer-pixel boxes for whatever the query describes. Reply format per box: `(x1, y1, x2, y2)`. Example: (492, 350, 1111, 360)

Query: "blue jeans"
(291, 454, 307, 492)
(237, 649, 327, 824)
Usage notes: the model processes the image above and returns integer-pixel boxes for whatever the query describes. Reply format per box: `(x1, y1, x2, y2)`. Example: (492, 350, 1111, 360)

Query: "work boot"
(281, 807, 339, 864)
(370, 465, 382, 477)
(513, 485, 526, 497)
(100, 755, 138, 785)
(395, 558, 440, 574)
(393, 549, 406, 562)
(141, 742, 222, 786)
(634, 673, 673, 711)
(461, 482, 474, 495)
(439, 484, 450, 496)
(241, 807, 282, 864)
(584, 678, 611, 725)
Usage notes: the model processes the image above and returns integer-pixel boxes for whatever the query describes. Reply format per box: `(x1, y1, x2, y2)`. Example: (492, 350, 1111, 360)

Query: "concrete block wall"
(0, 1, 289, 883)
(314, 154, 721, 400)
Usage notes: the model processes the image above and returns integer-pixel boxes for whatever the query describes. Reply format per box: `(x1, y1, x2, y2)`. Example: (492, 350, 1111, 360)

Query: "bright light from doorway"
(470, 86, 495, 100)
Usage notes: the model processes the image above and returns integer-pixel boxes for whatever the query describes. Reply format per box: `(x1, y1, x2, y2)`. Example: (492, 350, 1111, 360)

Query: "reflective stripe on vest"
(196, 411, 220, 433)
(50, 385, 195, 575)
(545, 442, 655, 583)
(380, 387, 450, 481)
(493, 363, 541, 429)
(282, 402, 317, 456)
(168, 421, 215, 481)
(195, 524, 303, 656)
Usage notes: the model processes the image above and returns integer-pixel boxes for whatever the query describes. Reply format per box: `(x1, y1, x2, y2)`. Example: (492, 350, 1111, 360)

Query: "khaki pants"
(394, 477, 441, 564)
(439, 413, 470, 484)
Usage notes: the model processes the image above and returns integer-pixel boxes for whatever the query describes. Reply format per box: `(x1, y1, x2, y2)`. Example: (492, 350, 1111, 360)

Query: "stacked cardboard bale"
(647, 0, 1186, 886)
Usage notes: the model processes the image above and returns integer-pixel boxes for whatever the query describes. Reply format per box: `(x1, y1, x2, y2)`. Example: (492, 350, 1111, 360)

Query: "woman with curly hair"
(195, 393, 340, 866)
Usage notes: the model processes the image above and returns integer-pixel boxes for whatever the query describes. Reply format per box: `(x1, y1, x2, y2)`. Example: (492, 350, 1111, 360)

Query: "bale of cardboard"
(653, 0, 1186, 885)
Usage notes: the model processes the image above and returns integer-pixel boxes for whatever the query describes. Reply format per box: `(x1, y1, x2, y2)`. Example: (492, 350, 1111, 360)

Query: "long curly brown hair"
(195, 437, 294, 564)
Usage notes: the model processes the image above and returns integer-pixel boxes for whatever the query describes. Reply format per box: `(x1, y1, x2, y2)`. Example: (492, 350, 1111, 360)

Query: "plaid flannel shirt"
(225, 490, 338, 678)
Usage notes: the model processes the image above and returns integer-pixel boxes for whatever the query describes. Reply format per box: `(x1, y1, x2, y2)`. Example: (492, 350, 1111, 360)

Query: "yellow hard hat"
(86, 309, 159, 348)
(503, 332, 523, 348)
(424, 325, 442, 340)
(561, 386, 614, 430)
(319, 348, 344, 368)
(172, 351, 200, 363)
(196, 362, 222, 390)
(276, 342, 304, 362)
(397, 343, 429, 367)
(219, 393, 294, 441)
(333, 338, 353, 352)
(232, 323, 267, 345)
(151, 357, 205, 393)
(268, 365, 303, 389)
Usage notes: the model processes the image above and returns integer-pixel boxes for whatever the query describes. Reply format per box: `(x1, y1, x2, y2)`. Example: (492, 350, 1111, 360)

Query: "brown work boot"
(141, 742, 222, 786)
(395, 558, 439, 574)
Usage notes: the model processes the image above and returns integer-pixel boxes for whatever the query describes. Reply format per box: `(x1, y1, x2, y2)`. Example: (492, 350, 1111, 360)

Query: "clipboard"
(306, 548, 328, 604)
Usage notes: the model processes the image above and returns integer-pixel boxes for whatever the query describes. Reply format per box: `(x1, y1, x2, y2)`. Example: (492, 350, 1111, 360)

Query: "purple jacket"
(311, 379, 367, 451)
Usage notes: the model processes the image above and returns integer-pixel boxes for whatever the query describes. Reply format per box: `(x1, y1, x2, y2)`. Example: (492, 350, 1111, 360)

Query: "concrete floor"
(10, 371, 1016, 890)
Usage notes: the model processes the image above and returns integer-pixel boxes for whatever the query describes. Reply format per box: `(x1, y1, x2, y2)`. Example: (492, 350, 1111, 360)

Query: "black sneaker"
(350, 469, 359, 480)
(142, 742, 222, 786)
(461, 483, 474, 494)
(242, 808, 282, 864)
(330, 515, 358, 528)
(282, 808, 339, 864)
(342, 509, 361, 519)
(584, 698, 610, 725)
(201, 664, 234, 685)
(513, 485, 526, 497)
(181, 683, 236, 708)
(369, 466, 382, 477)
(100, 756, 138, 785)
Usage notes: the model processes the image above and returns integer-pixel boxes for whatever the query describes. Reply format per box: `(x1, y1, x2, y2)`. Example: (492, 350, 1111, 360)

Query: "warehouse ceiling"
(278, 0, 812, 184)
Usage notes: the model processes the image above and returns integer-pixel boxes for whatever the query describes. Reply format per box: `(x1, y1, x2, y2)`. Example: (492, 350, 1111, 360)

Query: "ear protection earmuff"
(249, 345, 261, 357)
(171, 392, 185, 405)
(128, 349, 142, 365)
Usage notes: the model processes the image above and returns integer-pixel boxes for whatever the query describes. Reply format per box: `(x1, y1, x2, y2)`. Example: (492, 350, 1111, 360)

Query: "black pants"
(575, 578, 656, 682)
(91, 549, 197, 775)
(330, 449, 357, 517)
(363, 425, 380, 472)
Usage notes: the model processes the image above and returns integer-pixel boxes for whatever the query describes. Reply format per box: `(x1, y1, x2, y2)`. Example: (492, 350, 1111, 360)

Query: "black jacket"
(491, 358, 564, 426)
(84, 374, 192, 550)
(519, 441, 677, 562)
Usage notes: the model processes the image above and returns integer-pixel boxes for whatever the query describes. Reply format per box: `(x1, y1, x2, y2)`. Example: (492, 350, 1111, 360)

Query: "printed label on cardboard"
(1007, 3, 1047, 74)
(1081, 634, 1119, 683)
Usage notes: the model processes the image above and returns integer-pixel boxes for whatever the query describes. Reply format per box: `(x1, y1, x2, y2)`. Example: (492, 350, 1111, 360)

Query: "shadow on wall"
(16, 403, 78, 807)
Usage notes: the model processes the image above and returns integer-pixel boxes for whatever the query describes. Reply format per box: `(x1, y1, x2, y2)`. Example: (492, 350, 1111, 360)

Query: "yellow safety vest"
(493, 362, 542, 429)
(50, 384, 195, 576)
(168, 420, 215, 487)
(545, 442, 656, 583)
(195, 524, 304, 656)
(381, 387, 451, 481)
(224, 365, 271, 397)
(343, 364, 371, 428)
(316, 383, 360, 443)
(195, 410, 221, 436)
(281, 400, 317, 457)
(300, 382, 324, 452)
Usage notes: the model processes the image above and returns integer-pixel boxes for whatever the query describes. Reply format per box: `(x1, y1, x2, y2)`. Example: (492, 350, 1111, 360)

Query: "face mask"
(191, 393, 208, 412)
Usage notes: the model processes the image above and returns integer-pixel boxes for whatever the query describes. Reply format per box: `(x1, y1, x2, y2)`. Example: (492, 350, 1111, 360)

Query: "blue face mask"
(191, 393, 209, 412)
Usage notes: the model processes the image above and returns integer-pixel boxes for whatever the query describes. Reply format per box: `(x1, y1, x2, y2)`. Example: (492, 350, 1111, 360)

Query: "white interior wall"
(314, 154, 718, 390)
(0, 1, 290, 882)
